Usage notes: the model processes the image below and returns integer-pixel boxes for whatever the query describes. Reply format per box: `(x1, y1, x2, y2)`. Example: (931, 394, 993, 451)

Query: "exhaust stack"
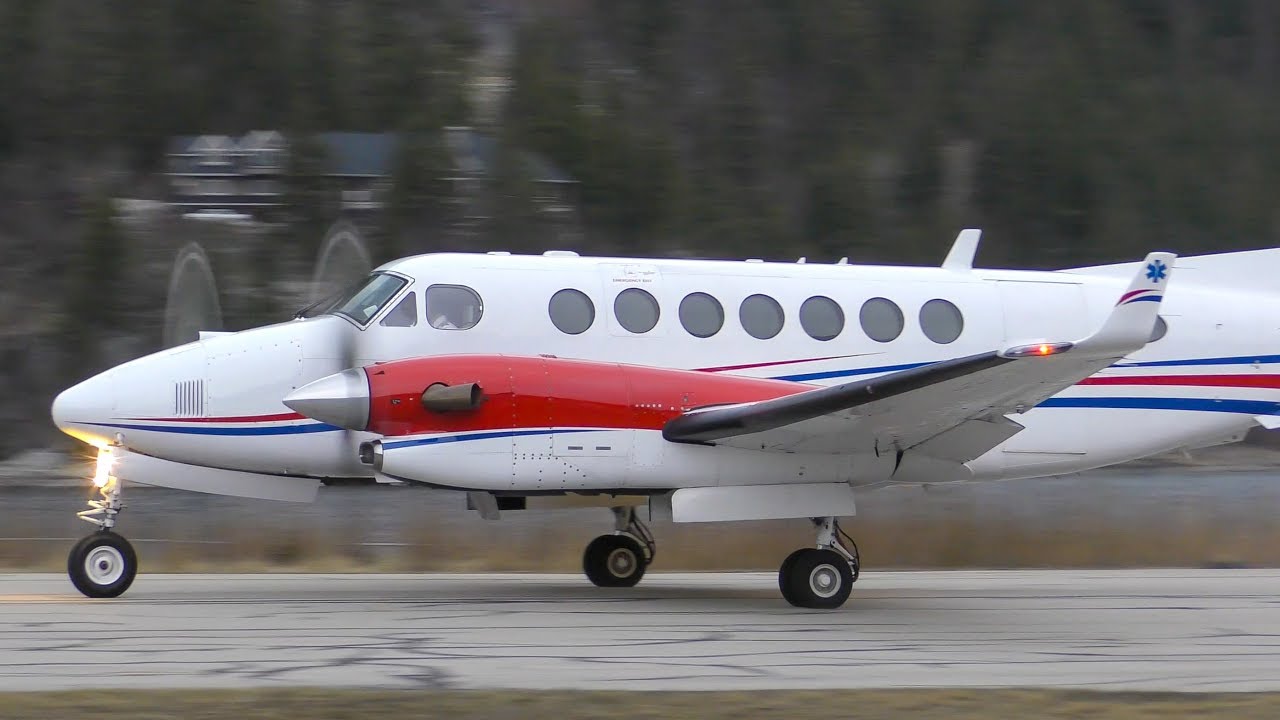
(421, 382, 485, 412)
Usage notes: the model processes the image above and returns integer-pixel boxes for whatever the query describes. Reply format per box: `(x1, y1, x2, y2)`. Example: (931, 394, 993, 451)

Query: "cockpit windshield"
(298, 273, 408, 326)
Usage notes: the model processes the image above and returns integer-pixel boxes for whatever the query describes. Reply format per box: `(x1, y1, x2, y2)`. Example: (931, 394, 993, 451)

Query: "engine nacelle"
(289, 354, 878, 491)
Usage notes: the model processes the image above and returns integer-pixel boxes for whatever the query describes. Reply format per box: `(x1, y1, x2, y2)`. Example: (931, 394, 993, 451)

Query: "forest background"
(2, 0, 1278, 458)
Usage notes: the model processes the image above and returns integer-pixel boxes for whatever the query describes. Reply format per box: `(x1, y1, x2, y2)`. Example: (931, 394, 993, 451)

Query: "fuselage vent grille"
(174, 379, 204, 417)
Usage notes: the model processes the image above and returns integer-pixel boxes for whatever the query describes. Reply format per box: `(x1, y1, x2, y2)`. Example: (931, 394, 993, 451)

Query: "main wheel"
(780, 548, 853, 609)
(68, 531, 137, 599)
(583, 534, 647, 588)
(777, 549, 807, 605)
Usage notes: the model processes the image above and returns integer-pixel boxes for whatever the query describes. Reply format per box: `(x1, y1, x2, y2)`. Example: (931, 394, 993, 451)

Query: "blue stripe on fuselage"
(1036, 397, 1280, 415)
(772, 361, 932, 382)
(82, 421, 343, 436)
(382, 428, 596, 451)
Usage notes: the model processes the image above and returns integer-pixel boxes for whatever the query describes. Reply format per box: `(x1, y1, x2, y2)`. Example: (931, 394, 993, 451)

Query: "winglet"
(1077, 251, 1175, 354)
(942, 229, 981, 271)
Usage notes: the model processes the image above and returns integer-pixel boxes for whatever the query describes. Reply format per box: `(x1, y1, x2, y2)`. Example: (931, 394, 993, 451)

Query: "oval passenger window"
(920, 299, 964, 344)
(800, 296, 844, 341)
(739, 294, 785, 339)
(679, 292, 724, 338)
(549, 288, 595, 335)
(859, 297, 904, 342)
(613, 288, 660, 334)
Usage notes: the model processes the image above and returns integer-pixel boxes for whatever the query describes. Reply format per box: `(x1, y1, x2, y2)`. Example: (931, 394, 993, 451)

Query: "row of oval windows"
(405, 284, 1168, 345)
(549, 288, 966, 344)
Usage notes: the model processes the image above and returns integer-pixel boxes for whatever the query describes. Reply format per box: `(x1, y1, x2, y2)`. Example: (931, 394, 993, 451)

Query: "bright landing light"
(92, 448, 115, 488)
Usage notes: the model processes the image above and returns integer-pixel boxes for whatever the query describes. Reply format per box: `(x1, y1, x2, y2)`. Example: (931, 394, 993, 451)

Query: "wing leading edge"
(663, 251, 1176, 463)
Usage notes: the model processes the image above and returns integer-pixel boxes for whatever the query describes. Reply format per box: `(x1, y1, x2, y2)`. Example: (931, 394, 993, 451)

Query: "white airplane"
(49, 230, 1277, 608)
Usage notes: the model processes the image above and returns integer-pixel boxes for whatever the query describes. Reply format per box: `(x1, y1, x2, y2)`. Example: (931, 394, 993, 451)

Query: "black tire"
(67, 531, 137, 599)
(777, 549, 807, 605)
(583, 534, 647, 588)
(782, 548, 852, 609)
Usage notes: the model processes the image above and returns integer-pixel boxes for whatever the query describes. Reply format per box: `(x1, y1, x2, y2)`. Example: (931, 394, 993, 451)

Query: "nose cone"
(283, 368, 370, 431)
(51, 373, 118, 446)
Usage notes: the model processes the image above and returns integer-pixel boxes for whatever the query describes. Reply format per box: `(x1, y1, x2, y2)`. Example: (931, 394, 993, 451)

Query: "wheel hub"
(809, 563, 841, 598)
(607, 548, 637, 577)
(85, 546, 125, 586)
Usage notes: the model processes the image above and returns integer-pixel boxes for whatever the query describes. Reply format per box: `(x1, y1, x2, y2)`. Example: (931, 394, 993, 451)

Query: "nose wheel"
(583, 506, 655, 588)
(69, 469, 138, 598)
(67, 530, 137, 598)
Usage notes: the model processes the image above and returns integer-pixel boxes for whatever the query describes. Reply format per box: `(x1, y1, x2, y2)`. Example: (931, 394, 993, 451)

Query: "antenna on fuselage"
(942, 229, 981, 271)
(836, 257, 849, 265)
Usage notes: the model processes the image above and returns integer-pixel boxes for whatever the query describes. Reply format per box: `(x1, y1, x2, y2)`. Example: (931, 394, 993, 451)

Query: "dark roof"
(317, 132, 398, 176)
(445, 127, 575, 183)
(167, 135, 199, 155)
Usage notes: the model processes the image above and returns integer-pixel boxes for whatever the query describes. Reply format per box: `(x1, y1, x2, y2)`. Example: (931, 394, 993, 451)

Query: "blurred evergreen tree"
(0, 0, 1277, 266)
(384, 122, 452, 259)
(60, 195, 124, 374)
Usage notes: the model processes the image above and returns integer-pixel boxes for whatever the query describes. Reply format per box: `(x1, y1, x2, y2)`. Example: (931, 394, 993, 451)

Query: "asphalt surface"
(2, 570, 1278, 692)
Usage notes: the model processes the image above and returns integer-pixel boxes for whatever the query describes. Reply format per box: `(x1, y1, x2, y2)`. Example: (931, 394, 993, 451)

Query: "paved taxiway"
(2, 570, 1278, 692)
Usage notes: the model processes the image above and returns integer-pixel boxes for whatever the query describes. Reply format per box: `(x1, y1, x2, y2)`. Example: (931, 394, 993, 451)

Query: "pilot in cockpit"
(431, 313, 458, 330)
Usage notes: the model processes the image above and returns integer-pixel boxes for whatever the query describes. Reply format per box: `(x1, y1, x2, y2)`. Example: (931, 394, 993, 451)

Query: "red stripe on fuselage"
(1078, 375, 1280, 389)
(694, 355, 857, 373)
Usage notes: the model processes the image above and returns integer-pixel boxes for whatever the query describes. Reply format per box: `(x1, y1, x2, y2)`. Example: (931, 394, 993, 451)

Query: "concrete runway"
(2, 570, 1279, 692)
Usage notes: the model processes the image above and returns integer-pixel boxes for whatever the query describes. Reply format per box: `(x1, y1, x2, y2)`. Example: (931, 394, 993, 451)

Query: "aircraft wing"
(663, 252, 1175, 461)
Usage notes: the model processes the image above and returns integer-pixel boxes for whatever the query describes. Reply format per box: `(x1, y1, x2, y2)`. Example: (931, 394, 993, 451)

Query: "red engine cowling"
(363, 354, 803, 438)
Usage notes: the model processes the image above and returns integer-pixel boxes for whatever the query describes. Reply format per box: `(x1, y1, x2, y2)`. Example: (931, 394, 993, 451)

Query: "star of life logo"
(1145, 260, 1167, 283)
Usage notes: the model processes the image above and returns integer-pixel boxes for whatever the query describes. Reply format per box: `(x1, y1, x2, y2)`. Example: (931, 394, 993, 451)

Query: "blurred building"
(166, 129, 579, 236)
(441, 125, 578, 239)
(166, 131, 287, 216)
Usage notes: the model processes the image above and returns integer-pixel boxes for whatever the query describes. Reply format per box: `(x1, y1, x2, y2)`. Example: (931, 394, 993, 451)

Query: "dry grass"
(3, 689, 1280, 720)
(2, 508, 1278, 573)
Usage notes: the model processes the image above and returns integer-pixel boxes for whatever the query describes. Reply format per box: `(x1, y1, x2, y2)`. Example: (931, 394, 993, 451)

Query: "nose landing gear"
(68, 472, 137, 598)
(583, 506, 655, 588)
(778, 517, 860, 609)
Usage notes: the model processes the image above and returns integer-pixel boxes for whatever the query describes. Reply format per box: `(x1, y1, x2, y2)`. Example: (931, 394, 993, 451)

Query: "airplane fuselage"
(53, 251, 1277, 499)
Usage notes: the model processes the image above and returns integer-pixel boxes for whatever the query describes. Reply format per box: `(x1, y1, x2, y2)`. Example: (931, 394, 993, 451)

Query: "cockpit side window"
(380, 291, 418, 327)
(427, 284, 483, 330)
(327, 273, 409, 326)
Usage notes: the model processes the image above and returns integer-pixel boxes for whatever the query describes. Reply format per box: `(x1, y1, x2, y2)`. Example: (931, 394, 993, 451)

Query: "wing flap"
(912, 416, 1024, 462)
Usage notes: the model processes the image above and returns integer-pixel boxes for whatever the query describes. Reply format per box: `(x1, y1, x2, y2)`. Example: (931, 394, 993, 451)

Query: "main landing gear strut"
(583, 506, 655, 588)
(778, 517, 860, 609)
(67, 457, 137, 599)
